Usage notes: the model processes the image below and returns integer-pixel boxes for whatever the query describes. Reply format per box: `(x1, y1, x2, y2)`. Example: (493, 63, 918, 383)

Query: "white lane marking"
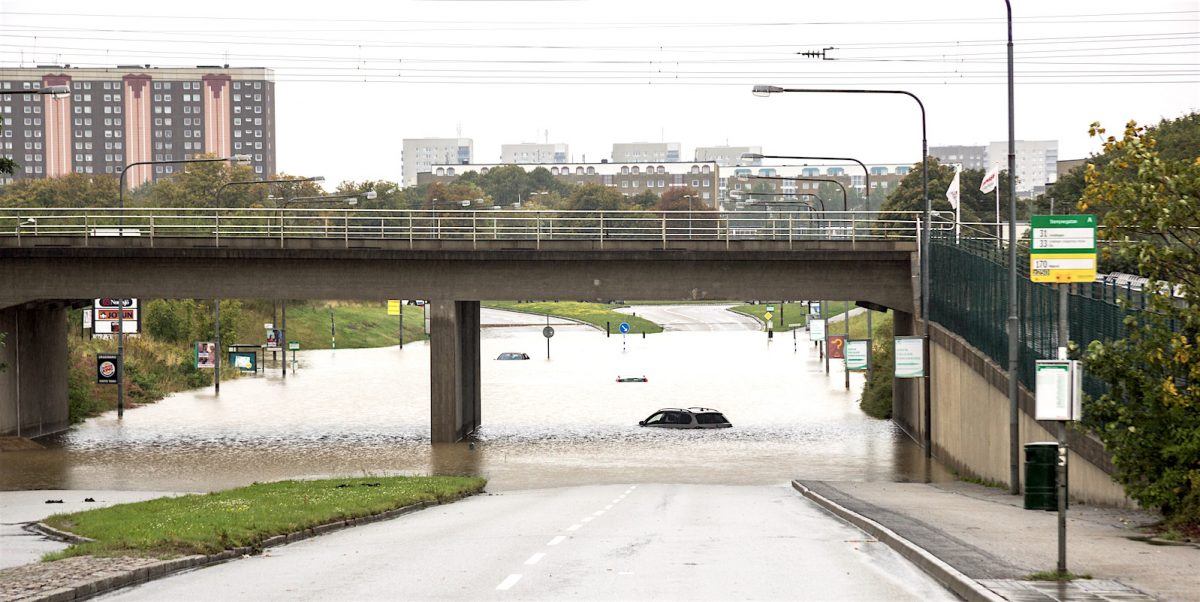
(612, 498, 622, 504)
(547, 535, 566, 546)
(567, 523, 582, 531)
(496, 574, 522, 591)
(582, 516, 594, 523)
(592, 510, 605, 516)
(525, 553, 546, 566)
(605, 505, 614, 510)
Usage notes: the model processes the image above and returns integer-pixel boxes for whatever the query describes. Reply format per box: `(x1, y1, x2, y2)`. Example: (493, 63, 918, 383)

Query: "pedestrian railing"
(0, 208, 950, 248)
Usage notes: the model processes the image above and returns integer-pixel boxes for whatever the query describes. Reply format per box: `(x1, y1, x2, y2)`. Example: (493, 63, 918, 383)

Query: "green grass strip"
(727, 302, 810, 331)
(42, 476, 485, 560)
(483, 301, 662, 333)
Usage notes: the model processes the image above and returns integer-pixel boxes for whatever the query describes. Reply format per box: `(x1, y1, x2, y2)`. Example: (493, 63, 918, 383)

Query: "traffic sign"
(763, 311, 773, 322)
(894, 336, 925, 378)
(619, 322, 630, 334)
(846, 340, 869, 371)
(543, 326, 555, 338)
(387, 300, 402, 316)
(1031, 215, 1096, 283)
(808, 318, 826, 341)
(766, 305, 776, 312)
(288, 341, 300, 351)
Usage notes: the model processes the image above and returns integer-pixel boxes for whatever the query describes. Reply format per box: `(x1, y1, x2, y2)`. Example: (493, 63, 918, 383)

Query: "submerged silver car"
(639, 407, 732, 429)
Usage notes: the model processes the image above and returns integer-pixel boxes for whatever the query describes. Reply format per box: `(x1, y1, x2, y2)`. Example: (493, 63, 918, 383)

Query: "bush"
(859, 316, 894, 419)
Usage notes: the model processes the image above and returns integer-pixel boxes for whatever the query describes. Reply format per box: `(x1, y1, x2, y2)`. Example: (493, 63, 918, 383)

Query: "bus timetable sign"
(1030, 215, 1096, 283)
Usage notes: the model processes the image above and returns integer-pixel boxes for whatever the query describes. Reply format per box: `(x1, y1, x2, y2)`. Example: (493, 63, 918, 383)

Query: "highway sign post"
(543, 325, 555, 359)
(388, 300, 404, 349)
(619, 321, 630, 352)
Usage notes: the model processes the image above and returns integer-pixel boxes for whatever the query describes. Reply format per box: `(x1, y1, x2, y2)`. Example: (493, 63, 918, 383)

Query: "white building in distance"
(500, 143, 568, 164)
(611, 142, 680, 163)
(402, 137, 473, 187)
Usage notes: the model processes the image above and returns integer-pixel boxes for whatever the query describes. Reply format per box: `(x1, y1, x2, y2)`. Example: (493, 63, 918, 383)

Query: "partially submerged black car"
(639, 407, 731, 429)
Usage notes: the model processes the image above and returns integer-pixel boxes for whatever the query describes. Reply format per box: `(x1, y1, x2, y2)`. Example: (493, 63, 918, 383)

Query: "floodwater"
(0, 307, 952, 492)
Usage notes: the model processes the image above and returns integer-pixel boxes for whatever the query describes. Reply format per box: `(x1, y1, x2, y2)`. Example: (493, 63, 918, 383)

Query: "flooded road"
(1, 308, 951, 493)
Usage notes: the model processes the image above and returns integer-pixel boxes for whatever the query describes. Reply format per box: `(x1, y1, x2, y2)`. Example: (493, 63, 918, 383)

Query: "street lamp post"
(274, 191, 375, 377)
(741, 153, 871, 211)
(754, 84, 931, 457)
(213, 175, 324, 392)
(682, 194, 696, 239)
(1004, 0, 1022, 498)
(111, 154, 250, 418)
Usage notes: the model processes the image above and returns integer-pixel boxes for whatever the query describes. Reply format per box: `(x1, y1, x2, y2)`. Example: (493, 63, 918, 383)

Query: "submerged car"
(617, 375, 648, 382)
(496, 352, 530, 360)
(638, 407, 731, 429)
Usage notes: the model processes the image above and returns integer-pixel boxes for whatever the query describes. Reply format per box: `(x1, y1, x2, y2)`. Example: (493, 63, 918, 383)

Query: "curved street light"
(740, 153, 871, 210)
(753, 84, 932, 457)
(110, 153, 251, 419)
(734, 174, 847, 212)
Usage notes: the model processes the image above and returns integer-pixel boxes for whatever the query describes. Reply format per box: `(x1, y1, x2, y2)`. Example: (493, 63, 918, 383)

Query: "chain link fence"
(929, 233, 1148, 399)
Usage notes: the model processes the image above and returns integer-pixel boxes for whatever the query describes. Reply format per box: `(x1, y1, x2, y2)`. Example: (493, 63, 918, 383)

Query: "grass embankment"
(267, 301, 427, 350)
(43, 476, 486, 560)
(483, 301, 662, 334)
(66, 334, 211, 423)
(728, 302, 809, 330)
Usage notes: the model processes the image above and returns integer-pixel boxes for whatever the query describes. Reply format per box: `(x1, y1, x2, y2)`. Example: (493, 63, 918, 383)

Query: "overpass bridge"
(1, 207, 936, 442)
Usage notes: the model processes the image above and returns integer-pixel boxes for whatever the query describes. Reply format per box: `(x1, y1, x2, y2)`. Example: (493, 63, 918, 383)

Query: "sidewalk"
(796, 480, 1198, 601)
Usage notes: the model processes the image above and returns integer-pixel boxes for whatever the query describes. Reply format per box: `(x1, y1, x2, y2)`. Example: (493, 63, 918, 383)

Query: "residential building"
(402, 137, 472, 187)
(985, 140, 1058, 198)
(418, 161, 721, 206)
(611, 142, 680, 163)
(695, 145, 762, 167)
(500, 142, 568, 164)
(930, 145, 987, 171)
(724, 164, 911, 211)
(0, 65, 275, 186)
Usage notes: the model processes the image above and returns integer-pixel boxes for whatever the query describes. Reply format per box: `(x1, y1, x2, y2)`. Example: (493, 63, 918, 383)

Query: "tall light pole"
(111, 154, 250, 418)
(741, 153, 871, 210)
(274, 191, 375, 377)
(683, 194, 696, 239)
(213, 175, 324, 393)
(734, 174, 848, 212)
(754, 84, 932, 458)
(1004, 0, 1021, 496)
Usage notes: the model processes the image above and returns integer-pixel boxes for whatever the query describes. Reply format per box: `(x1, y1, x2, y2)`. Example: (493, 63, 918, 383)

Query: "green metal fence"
(929, 233, 1147, 399)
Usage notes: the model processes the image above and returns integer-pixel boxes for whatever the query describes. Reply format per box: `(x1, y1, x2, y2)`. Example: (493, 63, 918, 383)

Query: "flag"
(946, 169, 961, 210)
(980, 167, 1000, 194)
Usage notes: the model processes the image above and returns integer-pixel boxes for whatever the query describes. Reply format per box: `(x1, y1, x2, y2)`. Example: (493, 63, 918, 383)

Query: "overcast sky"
(3, 0, 1197, 187)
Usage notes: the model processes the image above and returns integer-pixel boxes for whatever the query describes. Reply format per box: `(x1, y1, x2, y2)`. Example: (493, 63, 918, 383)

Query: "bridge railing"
(0, 208, 949, 247)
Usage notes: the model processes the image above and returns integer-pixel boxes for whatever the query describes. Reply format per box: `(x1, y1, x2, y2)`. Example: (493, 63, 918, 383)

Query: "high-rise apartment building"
(611, 142, 680, 163)
(0, 66, 275, 186)
(930, 145, 987, 171)
(695, 145, 762, 167)
(985, 140, 1058, 198)
(402, 138, 472, 187)
(500, 142, 568, 164)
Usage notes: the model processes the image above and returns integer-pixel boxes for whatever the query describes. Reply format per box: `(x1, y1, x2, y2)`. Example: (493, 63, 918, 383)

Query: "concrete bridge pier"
(0, 302, 70, 438)
(429, 300, 481, 443)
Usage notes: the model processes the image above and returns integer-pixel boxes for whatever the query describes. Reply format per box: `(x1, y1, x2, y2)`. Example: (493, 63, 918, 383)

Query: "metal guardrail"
(0, 208, 950, 249)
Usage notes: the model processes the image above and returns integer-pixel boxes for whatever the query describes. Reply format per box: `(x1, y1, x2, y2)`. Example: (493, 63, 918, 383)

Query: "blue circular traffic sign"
(619, 322, 630, 333)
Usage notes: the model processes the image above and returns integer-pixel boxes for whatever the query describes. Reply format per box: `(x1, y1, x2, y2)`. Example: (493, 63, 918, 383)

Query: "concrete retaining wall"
(927, 323, 1130, 507)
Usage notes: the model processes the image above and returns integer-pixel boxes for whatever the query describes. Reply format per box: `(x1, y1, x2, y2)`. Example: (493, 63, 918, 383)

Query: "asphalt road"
(614, 304, 759, 332)
(100, 484, 954, 601)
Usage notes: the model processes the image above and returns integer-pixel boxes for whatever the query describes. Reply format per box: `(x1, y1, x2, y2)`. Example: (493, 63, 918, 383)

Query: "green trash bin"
(1024, 442, 1058, 510)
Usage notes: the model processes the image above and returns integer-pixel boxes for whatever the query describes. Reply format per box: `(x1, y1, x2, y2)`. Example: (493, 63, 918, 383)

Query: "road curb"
(19, 496, 463, 602)
(792, 480, 1004, 602)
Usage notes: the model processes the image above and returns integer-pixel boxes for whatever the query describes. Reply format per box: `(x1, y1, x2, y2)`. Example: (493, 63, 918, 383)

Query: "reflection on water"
(1, 320, 953, 492)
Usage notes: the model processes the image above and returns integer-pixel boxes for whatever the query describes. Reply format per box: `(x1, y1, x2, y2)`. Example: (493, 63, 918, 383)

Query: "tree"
(658, 186, 703, 211)
(562, 183, 626, 211)
(881, 158, 1013, 230)
(1079, 119, 1200, 530)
